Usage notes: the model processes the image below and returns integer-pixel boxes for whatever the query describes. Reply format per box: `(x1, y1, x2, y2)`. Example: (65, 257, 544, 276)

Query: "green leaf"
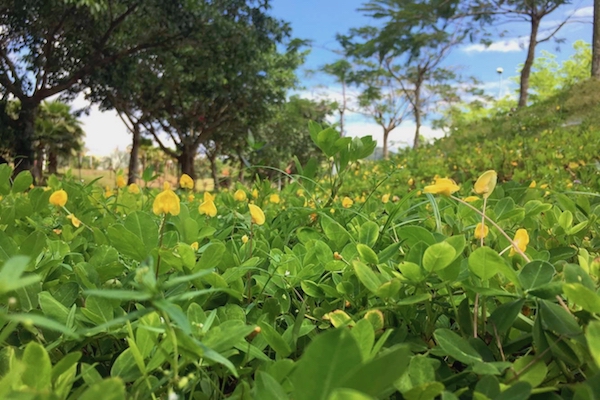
(422, 242, 456, 272)
(505, 356, 548, 388)
(494, 381, 531, 400)
(398, 261, 426, 282)
(0, 164, 11, 195)
(434, 328, 482, 365)
(124, 211, 159, 258)
(358, 221, 379, 247)
(586, 320, 600, 368)
(563, 283, 600, 313)
(468, 247, 506, 280)
(195, 242, 226, 271)
(81, 296, 114, 325)
(79, 378, 126, 400)
(341, 345, 411, 397)
(353, 260, 381, 294)
(110, 349, 141, 383)
(357, 244, 379, 265)
(321, 216, 351, 249)
(519, 261, 555, 290)
(398, 226, 436, 247)
(6, 313, 78, 338)
(350, 319, 375, 361)
(488, 299, 525, 337)
(539, 300, 581, 337)
(107, 224, 147, 261)
(255, 371, 289, 400)
(259, 320, 293, 358)
(291, 328, 362, 400)
(0, 256, 38, 294)
(22, 341, 52, 390)
(12, 170, 33, 193)
(328, 389, 374, 400)
(39, 291, 70, 324)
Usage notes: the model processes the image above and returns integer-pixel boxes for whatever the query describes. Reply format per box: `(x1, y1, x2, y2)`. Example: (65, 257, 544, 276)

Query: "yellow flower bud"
(342, 197, 353, 208)
(474, 223, 488, 239)
(382, 193, 390, 204)
(248, 204, 265, 225)
(509, 229, 529, 256)
(49, 189, 68, 207)
(234, 189, 247, 202)
(152, 187, 181, 216)
(252, 188, 259, 199)
(423, 178, 459, 196)
(474, 170, 497, 199)
(269, 193, 280, 204)
(179, 174, 194, 190)
(116, 175, 126, 189)
(191, 242, 199, 251)
(67, 214, 81, 228)
(464, 196, 480, 203)
(128, 183, 140, 194)
(241, 235, 249, 244)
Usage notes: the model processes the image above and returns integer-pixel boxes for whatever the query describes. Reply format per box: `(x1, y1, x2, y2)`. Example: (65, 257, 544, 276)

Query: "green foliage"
(0, 121, 599, 399)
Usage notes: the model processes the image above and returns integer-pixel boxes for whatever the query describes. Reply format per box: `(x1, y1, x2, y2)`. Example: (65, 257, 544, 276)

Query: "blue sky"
(82, 0, 595, 156)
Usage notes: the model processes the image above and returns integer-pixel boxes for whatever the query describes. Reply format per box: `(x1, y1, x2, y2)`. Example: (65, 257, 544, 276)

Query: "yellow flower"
(540, 184, 548, 189)
(199, 192, 217, 217)
(128, 183, 140, 194)
(464, 196, 480, 203)
(382, 194, 390, 204)
(49, 190, 68, 207)
(53, 228, 62, 235)
(191, 242, 199, 251)
(510, 229, 529, 256)
(152, 187, 181, 216)
(116, 175, 126, 189)
(248, 204, 265, 225)
(67, 214, 81, 228)
(234, 189, 247, 202)
(187, 194, 195, 202)
(269, 193, 280, 204)
(529, 181, 536, 188)
(474, 223, 488, 239)
(423, 178, 460, 196)
(252, 189, 259, 199)
(408, 178, 414, 186)
(241, 235, 249, 244)
(342, 197, 353, 208)
(179, 174, 194, 190)
(474, 170, 497, 199)
(104, 186, 113, 198)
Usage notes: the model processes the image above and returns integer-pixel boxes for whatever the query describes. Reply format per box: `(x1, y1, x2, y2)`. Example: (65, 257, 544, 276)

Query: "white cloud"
(463, 37, 529, 53)
(572, 6, 593, 17)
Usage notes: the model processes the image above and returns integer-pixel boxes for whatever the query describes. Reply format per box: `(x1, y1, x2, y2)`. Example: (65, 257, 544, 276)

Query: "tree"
(461, 0, 573, 107)
(85, 3, 304, 181)
(339, 1, 467, 148)
(0, 0, 206, 176)
(321, 59, 354, 136)
(247, 95, 334, 176)
(353, 64, 410, 159)
(593, 0, 600, 77)
(35, 100, 84, 177)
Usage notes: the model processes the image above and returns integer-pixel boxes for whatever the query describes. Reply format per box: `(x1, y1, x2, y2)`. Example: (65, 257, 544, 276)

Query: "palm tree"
(35, 101, 85, 177)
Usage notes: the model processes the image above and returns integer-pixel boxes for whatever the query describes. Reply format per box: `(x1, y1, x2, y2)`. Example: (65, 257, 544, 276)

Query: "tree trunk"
(413, 83, 422, 149)
(47, 150, 58, 175)
(593, 0, 600, 78)
(177, 145, 196, 181)
(340, 80, 346, 137)
(383, 129, 390, 159)
(238, 154, 245, 183)
(208, 153, 219, 190)
(13, 102, 38, 178)
(127, 125, 141, 184)
(518, 17, 540, 107)
(34, 142, 44, 181)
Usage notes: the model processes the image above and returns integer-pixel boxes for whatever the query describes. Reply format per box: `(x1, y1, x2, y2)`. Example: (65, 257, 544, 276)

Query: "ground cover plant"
(1, 121, 600, 399)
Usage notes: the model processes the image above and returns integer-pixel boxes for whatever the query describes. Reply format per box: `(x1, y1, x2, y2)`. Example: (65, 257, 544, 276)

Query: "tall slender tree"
(0, 0, 208, 175)
(593, 0, 600, 77)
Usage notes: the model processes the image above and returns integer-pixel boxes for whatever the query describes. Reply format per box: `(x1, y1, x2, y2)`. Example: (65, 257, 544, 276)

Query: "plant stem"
(155, 214, 168, 280)
(451, 195, 530, 262)
(481, 196, 487, 247)
(246, 222, 254, 304)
